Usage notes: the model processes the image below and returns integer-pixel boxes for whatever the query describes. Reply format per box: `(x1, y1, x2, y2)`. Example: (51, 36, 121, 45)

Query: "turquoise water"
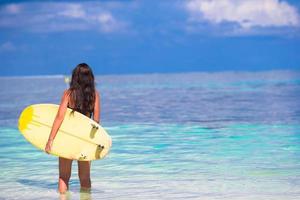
(0, 71, 300, 199)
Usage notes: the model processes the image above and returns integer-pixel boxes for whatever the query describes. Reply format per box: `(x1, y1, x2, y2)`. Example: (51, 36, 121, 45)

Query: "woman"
(44, 63, 100, 194)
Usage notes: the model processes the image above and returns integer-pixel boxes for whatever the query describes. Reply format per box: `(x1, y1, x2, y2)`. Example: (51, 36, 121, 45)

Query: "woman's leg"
(58, 157, 73, 193)
(78, 160, 91, 190)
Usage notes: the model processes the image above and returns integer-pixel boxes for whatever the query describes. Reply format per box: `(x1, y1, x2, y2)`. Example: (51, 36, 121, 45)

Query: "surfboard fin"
(91, 123, 99, 130)
(78, 153, 87, 161)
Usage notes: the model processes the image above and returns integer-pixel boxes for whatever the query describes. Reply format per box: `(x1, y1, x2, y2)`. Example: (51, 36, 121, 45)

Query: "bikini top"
(67, 103, 92, 118)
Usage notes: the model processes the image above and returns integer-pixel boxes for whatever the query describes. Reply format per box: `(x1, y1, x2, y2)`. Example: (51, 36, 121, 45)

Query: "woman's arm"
(93, 90, 100, 123)
(45, 90, 69, 153)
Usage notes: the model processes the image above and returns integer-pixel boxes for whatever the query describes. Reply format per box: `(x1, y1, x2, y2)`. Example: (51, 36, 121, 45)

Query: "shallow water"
(0, 70, 300, 199)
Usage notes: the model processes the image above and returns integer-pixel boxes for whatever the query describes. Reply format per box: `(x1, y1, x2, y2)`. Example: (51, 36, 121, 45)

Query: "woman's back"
(66, 89, 100, 119)
(65, 63, 100, 122)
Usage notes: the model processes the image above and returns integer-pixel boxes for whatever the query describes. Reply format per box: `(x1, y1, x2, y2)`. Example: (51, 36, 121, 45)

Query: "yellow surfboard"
(18, 104, 112, 161)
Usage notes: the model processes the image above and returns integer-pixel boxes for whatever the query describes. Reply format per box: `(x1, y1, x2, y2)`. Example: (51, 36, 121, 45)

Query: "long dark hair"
(69, 63, 95, 116)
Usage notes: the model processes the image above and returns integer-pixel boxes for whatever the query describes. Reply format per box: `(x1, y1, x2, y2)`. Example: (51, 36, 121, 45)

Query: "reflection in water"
(80, 188, 92, 200)
(58, 189, 92, 200)
(59, 191, 71, 200)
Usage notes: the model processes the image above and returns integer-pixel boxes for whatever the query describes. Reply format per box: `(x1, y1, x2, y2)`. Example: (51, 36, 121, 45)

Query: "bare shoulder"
(64, 89, 71, 95)
(62, 89, 71, 100)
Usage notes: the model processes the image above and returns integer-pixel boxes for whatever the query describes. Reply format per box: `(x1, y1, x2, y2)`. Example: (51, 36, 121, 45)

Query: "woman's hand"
(45, 139, 53, 154)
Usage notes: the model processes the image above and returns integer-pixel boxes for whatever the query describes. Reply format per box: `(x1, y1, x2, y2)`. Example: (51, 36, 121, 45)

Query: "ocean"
(0, 70, 300, 200)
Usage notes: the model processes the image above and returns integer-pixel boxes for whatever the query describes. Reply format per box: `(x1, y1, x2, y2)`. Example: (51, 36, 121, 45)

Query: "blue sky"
(0, 0, 299, 76)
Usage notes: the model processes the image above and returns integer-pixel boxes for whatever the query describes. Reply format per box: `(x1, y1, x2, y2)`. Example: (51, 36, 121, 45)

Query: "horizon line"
(0, 68, 300, 78)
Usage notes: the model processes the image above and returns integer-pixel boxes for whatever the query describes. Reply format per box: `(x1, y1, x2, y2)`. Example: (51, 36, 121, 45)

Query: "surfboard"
(18, 104, 112, 161)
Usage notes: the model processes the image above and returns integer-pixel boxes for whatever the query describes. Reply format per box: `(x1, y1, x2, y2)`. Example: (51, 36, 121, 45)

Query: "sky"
(0, 0, 300, 76)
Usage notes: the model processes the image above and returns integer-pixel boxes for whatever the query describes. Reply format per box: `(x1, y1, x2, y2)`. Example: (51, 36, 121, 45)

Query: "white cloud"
(96, 12, 121, 32)
(185, 0, 300, 29)
(4, 4, 22, 14)
(0, 2, 128, 33)
(58, 4, 86, 19)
